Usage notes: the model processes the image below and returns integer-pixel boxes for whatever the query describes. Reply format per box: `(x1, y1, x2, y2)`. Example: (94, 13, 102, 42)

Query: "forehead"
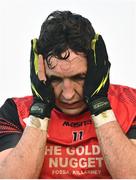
(45, 50, 87, 77)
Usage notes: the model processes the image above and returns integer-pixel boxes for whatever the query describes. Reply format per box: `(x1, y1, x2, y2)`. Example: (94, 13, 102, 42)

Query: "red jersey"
(0, 84, 136, 178)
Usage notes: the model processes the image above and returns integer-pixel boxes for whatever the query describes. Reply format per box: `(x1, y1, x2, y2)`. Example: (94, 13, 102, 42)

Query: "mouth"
(58, 101, 84, 109)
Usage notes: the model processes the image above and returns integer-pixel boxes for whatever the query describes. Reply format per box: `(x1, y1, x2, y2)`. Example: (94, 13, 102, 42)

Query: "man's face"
(45, 49, 87, 116)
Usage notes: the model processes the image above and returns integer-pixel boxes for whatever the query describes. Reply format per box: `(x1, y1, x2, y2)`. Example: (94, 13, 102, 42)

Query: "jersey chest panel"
(40, 139, 111, 179)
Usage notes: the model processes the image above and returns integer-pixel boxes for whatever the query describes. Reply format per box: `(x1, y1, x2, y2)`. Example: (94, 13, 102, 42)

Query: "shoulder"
(108, 84, 136, 132)
(109, 84, 136, 104)
(0, 96, 33, 129)
(12, 96, 33, 128)
(13, 96, 33, 113)
(0, 97, 32, 152)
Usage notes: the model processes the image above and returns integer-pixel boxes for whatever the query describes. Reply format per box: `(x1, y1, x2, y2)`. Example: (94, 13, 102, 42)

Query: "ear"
(38, 55, 46, 81)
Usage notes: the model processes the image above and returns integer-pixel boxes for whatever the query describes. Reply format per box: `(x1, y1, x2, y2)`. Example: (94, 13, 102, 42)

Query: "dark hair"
(36, 10, 95, 67)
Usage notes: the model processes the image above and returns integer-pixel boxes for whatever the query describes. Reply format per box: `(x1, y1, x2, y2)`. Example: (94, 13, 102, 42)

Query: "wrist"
(91, 109, 116, 128)
(25, 115, 49, 131)
(30, 102, 51, 119)
(86, 97, 111, 116)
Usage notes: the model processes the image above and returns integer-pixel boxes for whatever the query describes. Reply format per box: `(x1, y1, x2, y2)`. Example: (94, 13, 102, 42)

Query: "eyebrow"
(47, 73, 86, 80)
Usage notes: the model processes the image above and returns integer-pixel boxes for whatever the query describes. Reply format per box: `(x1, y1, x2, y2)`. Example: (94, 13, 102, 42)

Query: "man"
(0, 10, 136, 179)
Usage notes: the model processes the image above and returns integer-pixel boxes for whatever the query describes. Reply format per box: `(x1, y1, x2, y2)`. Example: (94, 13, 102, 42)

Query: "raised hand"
(84, 34, 111, 116)
(30, 39, 55, 119)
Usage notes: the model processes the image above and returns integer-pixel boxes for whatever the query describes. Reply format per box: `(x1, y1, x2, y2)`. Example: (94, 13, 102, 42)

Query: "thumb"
(38, 55, 46, 81)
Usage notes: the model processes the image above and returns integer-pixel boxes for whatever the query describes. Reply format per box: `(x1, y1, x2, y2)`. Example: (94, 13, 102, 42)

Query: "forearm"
(0, 126, 47, 178)
(94, 110, 136, 178)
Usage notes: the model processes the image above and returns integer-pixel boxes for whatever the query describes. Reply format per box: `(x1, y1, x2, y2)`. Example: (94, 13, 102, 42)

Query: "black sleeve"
(0, 98, 23, 152)
(126, 117, 136, 139)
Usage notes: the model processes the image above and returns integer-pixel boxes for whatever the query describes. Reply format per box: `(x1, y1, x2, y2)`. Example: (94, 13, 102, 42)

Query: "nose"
(62, 79, 75, 100)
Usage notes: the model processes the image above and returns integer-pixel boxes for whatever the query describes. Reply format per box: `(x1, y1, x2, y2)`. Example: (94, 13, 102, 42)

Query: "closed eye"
(47, 73, 86, 84)
(70, 74, 86, 81)
(48, 76, 62, 83)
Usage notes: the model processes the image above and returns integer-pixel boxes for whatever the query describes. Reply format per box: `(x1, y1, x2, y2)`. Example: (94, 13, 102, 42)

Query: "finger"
(38, 55, 46, 81)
